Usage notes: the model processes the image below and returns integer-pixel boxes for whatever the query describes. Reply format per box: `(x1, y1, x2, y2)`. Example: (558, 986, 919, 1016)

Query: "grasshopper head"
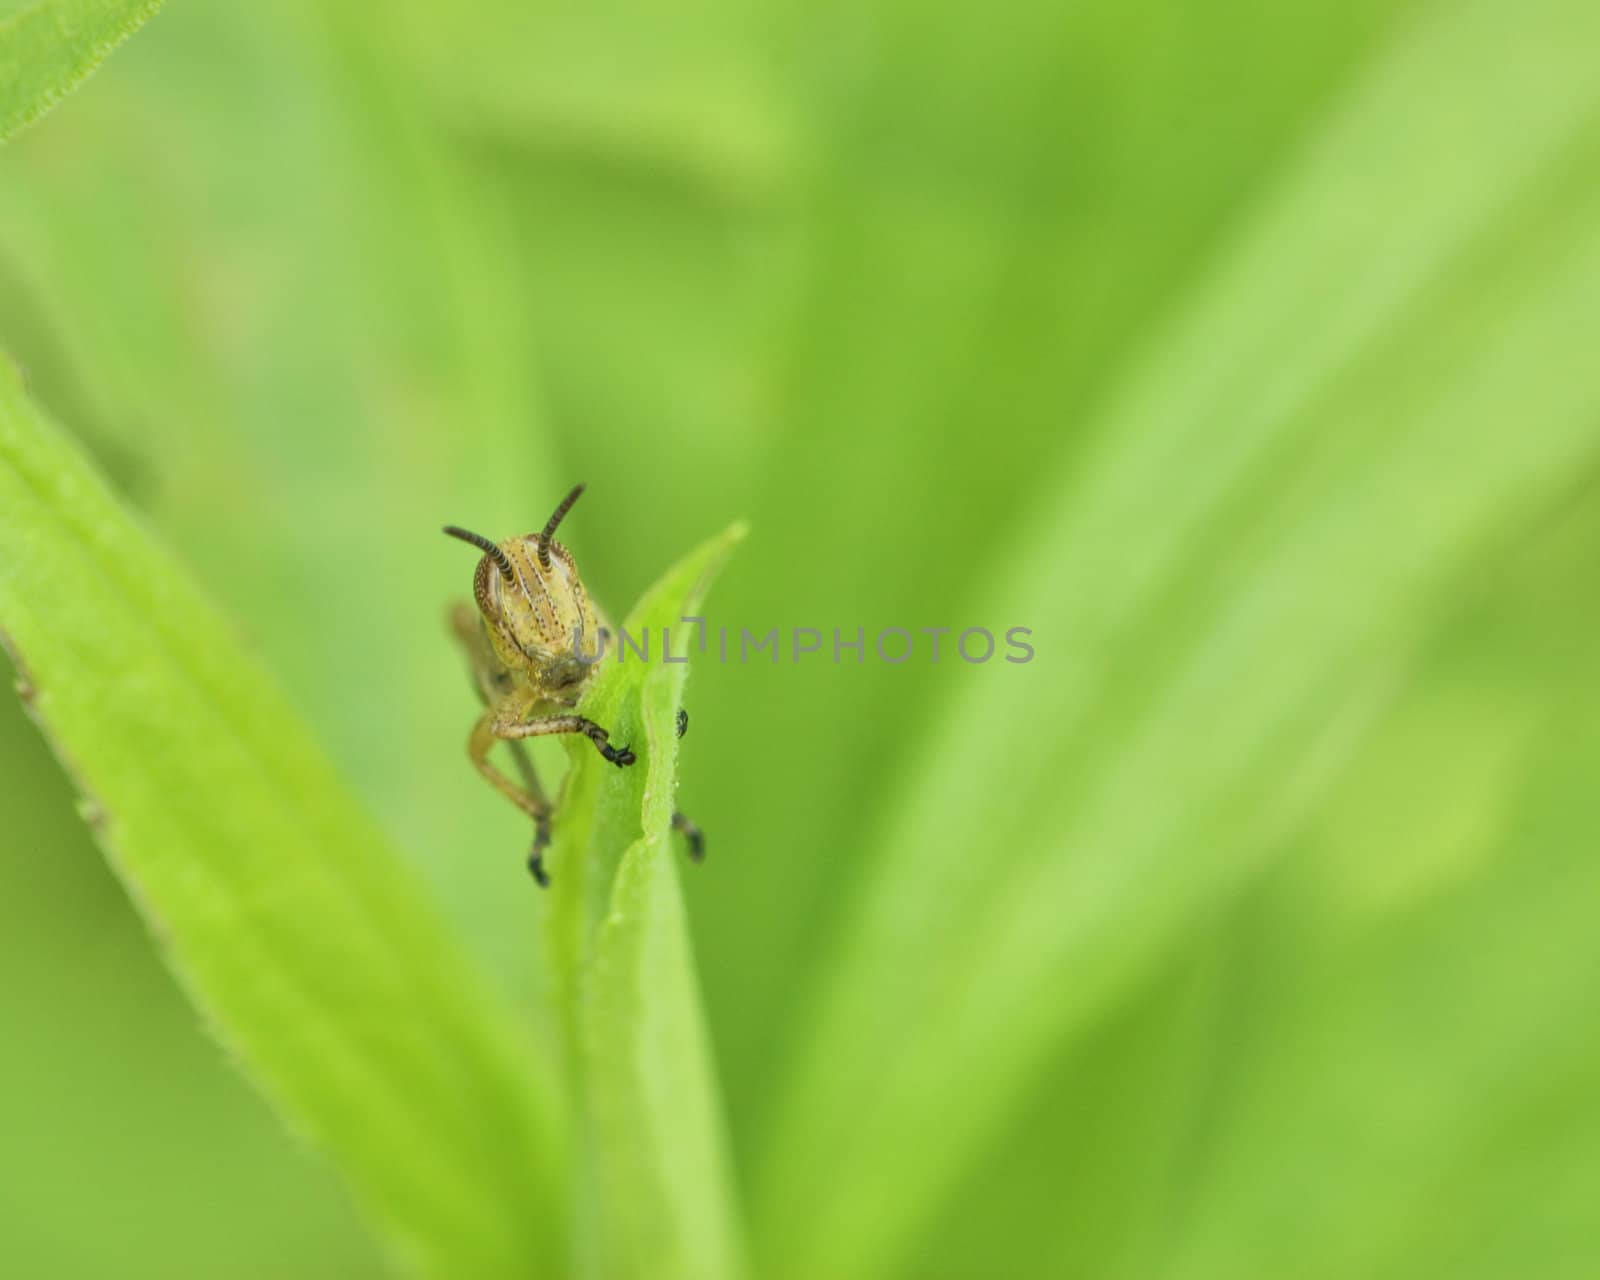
(444, 484, 602, 700)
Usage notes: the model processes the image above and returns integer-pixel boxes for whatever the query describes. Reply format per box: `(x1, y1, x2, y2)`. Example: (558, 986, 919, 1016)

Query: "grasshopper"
(445, 484, 702, 886)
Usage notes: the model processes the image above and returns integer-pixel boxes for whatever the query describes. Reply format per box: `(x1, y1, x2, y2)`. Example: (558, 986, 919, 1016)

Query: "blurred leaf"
(0, 357, 567, 1277)
(0, 0, 161, 139)
(902, 482, 1600, 1280)
(1131, 489, 1600, 1280)
(0, 0, 566, 1002)
(0, 692, 384, 1277)
(547, 523, 748, 1280)
(757, 0, 1600, 1274)
(661, 0, 1407, 1180)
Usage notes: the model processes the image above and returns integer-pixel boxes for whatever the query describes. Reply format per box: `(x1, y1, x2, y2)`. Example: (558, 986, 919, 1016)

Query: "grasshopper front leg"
(494, 709, 637, 768)
(473, 692, 638, 883)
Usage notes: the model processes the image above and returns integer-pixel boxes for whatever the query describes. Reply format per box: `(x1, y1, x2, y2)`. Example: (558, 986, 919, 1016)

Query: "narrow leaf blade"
(0, 0, 163, 141)
(549, 523, 748, 1280)
(0, 359, 567, 1276)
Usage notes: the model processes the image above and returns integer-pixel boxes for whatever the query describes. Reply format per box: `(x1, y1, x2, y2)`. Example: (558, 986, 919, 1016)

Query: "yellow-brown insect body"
(473, 533, 601, 707)
(446, 484, 699, 888)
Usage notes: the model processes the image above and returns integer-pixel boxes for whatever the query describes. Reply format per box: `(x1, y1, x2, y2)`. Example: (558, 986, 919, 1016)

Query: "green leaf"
(547, 522, 748, 1280)
(756, 0, 1600, 1275)
(0, 0, 569, 1003)
(0, 0, 163, 141)
(0, 356, 568, 1277)
(1152, 555, 1600, 1280)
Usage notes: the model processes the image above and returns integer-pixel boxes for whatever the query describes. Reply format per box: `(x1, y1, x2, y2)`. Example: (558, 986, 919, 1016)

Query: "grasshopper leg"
(671, 811, 705, 862)
(452, 609, 568, 885)
(508, 739, 554, 886)
(671, 708, 704, 859)
(495, 712, 636, 767)
(469, 706, 560, 883)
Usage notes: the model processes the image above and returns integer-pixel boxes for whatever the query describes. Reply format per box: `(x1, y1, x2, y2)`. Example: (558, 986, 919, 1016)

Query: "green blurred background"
(4, 0, 1600, 1275)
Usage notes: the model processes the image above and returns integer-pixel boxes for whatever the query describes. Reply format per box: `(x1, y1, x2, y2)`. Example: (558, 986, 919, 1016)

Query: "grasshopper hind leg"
(671, 811, 705, 862)
(670, 707, 706, 861)
(525, 808, 554, 886)
(509, 739, 554, 886)
(454, 603, 560, 887)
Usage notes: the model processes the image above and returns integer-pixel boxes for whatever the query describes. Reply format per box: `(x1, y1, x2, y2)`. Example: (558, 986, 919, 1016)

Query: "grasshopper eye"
(443, 525, 514, 581)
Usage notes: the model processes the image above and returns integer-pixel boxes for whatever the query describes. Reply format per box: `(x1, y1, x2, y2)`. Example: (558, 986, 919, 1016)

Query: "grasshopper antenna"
(538, 483, 586, 569)
(443, 525, 514, 581)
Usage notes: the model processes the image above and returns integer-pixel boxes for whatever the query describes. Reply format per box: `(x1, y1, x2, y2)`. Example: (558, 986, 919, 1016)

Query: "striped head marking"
(444, 484, 602, 697)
